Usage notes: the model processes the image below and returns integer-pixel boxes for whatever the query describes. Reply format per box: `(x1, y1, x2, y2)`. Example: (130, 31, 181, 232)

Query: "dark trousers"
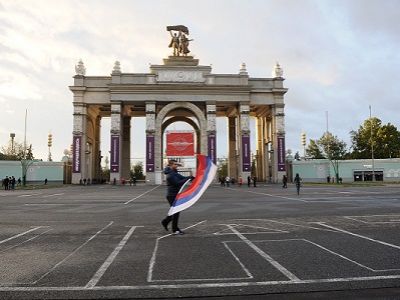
(163, 195, 180, 232)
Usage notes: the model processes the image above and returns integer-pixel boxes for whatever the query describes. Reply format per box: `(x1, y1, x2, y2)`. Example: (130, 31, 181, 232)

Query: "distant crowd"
(219, 175, 258, 187)
(1, 176, 21, 190)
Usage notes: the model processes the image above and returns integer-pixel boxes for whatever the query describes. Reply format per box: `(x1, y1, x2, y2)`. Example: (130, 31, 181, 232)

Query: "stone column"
(93, 115, 101, 183)
(72, 103, 87, 184)
(145, 102, 157, 184)
(206, 103, 217, 164)
(272, 104, 286, 183)
(239, 103, 251, 180)
(228, 116, 238, 179)
(121, 115, 131, 180)
(110, 102, 122, 184)
(256, 117, 264, 181)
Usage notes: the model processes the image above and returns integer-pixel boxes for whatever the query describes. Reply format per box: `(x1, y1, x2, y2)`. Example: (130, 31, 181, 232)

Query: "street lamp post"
(10, 133, 15, 154)
(369, 105, 375, 181)
(48, 133, 53, 161)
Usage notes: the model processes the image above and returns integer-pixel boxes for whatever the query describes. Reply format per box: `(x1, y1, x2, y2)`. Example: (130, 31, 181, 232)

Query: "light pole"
(301, 132, 306, 158)
(10, 133, 15, 154)
(369, 105, 375, 181)
(48, 133, 53, 161)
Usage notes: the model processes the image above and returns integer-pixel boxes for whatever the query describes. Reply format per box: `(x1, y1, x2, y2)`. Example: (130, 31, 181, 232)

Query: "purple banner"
(208, 135, 216, 164)
(111, 135, 120, 173)
(72, 136, 81, 173)
(146, 136, 155, 172)
(242, 135, 251, 172)
(277, 136, 286, 171)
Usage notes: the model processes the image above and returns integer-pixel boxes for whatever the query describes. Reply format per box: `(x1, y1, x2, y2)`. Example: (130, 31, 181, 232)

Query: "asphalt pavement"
(0, 183, 400, 299)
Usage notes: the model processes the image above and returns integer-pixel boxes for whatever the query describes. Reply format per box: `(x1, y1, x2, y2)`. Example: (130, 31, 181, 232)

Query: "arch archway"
(154, 102, 207, 174)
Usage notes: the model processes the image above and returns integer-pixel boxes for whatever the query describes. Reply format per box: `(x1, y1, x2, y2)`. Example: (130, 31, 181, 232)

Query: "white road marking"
(0, 229, 53, 254)
(0, 227, 43, 245)
(214, 223, 288, 235)
(124, 185, 160, 204)
(147, 220, 207, 282)
(224, 224, 300, 281)
(222, 242, 253, 278)
(344, 215, 400, 224)
(33, 222, 114, 284)
(235, 219, 337, 233)
(18, 194, 33, 198)
(85, 225, 141, 288)
(3, 274, 400, 291)
(226, 188, 308, 202)
(316, 222, 400, 250)
(42, 193, 64, 198)
(302, 238, 400, 272)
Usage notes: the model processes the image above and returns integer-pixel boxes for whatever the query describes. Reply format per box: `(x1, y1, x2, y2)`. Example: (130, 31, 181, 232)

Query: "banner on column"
(242, 135, 251, 172)
(111, 135, 120, 173)
(277, 136, 286, 171)
(146, 136, 155, 172)
(72, 136, 81, 173)
(166, 131, 194, 157)
(208, 134, 216, 164)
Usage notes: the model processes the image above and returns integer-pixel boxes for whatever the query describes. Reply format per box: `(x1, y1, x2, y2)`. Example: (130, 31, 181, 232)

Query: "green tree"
(350, 117, 381, 159)
(306, 139, 325, 159)
(0, 140, 27, 160)
(217, 159, 228, 179)
(131, 162, 144, 180)
(350, 118, 400, 159)
(319, 132, 347, 183)
(376, 123, 400, 158)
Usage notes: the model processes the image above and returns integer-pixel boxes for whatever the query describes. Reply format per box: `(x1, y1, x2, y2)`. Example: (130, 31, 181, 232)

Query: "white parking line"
(85, 225, 141, 288)
(224, 224, 300, 281)
(226, 188, 308, 203)
(0, 228, 53, 254)
(147, 220, 207, 282)
(124, 185, 160, 204)
(302, 238, 400, 272)
(0, 227, 43, 245)
(33, 222, 114, 284)
(42, 193, 64, 198)
(316, 222, 400, 250)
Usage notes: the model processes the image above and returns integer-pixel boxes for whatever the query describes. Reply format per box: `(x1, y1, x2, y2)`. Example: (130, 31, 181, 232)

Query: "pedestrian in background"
(282, 175, 288, 188)
(294, 173, 302, 195)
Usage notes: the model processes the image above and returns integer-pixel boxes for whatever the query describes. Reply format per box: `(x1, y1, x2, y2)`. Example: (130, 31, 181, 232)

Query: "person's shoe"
(173, 230, 184, 235)
(161, 219, 169, 232)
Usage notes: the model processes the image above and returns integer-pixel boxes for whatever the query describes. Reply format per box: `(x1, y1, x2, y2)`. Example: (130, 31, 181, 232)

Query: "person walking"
(161, 159, 194, 235)
(253, 176, 257, 187)
(294, 173, 302, 195)
(282, 175, 288, 188)
(247, 175, 251, 187)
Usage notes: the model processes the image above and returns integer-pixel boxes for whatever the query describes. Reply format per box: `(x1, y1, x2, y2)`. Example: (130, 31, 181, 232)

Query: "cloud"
(0, 0, 399, 162)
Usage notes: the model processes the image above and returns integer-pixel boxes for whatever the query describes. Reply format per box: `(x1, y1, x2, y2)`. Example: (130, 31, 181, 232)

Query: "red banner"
(166, 132, 195, 157)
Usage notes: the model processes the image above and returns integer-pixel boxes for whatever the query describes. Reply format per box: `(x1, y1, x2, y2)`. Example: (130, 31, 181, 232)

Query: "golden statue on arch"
(167, 25, 193, 57)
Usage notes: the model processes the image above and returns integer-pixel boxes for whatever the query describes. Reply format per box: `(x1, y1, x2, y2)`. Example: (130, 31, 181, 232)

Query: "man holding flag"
(161, 159, 194, 235)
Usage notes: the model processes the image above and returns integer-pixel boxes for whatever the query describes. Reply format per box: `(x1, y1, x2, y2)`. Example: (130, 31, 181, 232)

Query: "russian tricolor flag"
(168, 154, 217, 216)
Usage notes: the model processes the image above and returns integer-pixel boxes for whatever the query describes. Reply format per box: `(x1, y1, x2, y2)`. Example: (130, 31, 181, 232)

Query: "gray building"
(292, 159, 400, 183)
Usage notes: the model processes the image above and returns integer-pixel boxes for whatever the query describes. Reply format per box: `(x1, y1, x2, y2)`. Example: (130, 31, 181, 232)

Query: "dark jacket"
(164, 166, 191, 197)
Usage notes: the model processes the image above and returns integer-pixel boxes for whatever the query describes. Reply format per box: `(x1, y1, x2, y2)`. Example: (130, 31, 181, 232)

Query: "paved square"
(1, 183, 400, 299)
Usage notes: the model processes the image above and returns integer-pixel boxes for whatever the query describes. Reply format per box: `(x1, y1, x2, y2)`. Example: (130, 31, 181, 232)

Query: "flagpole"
(24, 109, 27, 159)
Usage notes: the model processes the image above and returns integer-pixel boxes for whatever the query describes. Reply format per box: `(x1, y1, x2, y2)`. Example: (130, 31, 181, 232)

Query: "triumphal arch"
(70, 26, 288, 184)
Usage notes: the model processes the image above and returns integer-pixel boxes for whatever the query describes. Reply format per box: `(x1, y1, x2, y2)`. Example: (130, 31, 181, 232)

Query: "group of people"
(282, 173, 302, 195)
(218, 176, 258, 187)
(1, 176, 21, 190)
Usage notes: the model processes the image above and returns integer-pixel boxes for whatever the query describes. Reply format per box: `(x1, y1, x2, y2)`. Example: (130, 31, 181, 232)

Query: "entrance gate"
(69, 27, 288, 184)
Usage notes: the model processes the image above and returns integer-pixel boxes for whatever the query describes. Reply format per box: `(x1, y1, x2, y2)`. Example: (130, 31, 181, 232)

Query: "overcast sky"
(1, 0, 399, 163)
